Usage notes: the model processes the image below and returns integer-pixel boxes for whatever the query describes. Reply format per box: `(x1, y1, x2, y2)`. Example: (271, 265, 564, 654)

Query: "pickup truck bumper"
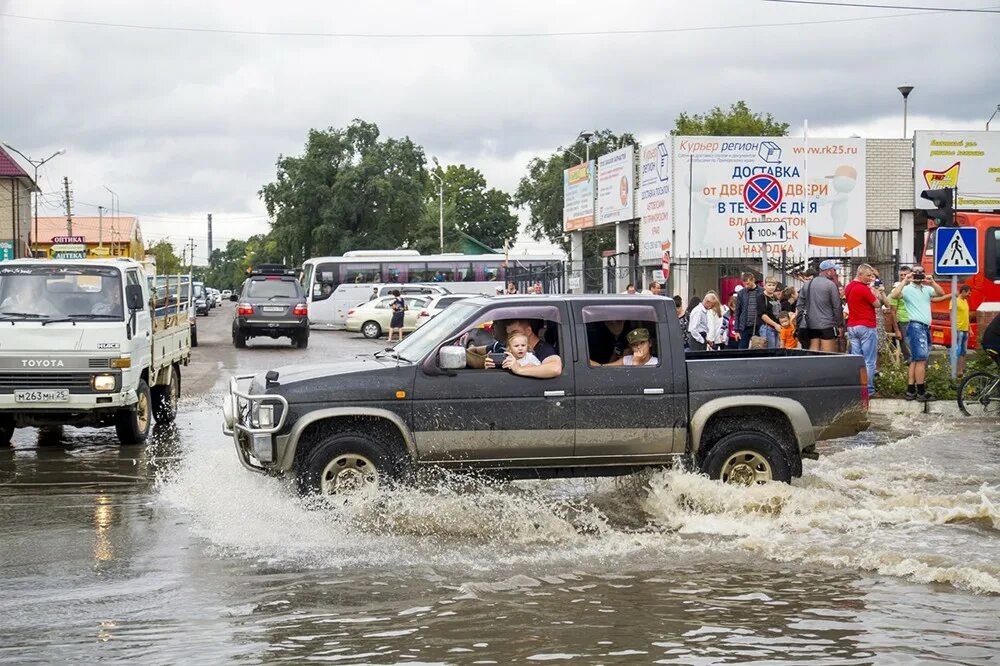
(223, 374, 288, 475)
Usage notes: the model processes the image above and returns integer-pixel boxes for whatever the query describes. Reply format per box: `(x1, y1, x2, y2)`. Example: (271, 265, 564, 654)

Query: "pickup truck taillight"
(293, 304, 308, 316)
(238, 303, 254, 316)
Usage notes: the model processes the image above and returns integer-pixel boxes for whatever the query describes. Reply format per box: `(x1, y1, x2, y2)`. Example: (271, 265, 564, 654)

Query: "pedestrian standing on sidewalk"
(725, 292, 740, 349)
(687, 294, 719, 351)
(888, 266, 912, 361)
(800, 260, 843, 353)
(890, 268, 947, 401)
(844, 264, 886, 396)
(954, 284, 971, 377)
(755, 277, 783, 349)
(733, 273, 760, 350)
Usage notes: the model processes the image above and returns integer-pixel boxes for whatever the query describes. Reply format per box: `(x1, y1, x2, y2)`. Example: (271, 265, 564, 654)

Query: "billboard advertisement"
(638, 138, 671, 265)
(914, 131, 1000, 209)
(596, 147, 635, 226)
(672, 136, 866, 258)
(562, 160, 595, 232)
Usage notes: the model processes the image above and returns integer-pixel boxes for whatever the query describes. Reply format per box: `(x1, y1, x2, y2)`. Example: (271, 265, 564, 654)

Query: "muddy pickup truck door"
(572, 300, 687, 458)
(410, 302, 575, 463)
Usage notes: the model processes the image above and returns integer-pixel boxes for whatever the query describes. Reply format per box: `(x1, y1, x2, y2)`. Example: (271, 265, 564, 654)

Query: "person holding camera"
(890, 268, 947, 401)
(478, 319, 562, 378)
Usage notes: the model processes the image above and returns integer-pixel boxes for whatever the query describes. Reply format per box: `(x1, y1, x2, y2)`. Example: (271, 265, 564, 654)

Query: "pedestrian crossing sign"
(934, 227, 978, 276)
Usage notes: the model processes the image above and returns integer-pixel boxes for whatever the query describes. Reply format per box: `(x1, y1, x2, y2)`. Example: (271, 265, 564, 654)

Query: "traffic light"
(920, 187, 955, 227)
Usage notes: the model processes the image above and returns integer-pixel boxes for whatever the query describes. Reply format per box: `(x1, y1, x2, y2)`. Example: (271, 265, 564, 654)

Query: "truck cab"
(0, 258, 191, 446)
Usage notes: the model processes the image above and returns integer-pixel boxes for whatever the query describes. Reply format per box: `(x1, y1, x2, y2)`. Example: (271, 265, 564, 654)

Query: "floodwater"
(1, 395, 998, 664)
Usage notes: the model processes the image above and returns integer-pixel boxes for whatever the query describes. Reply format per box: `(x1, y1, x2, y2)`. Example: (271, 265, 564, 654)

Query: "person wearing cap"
(798, 260, 844, 352)
(890, 267, 947, 400)
(593, 328, 658, 367)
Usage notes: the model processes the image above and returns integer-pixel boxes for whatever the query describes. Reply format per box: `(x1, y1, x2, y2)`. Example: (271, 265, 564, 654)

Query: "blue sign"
(934, 227, 978, 276)
(0, 241, 12, 261)
(742, 173, 783, 214)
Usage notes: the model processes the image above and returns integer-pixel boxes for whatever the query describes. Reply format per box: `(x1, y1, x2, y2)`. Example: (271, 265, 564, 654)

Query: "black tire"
(361, 321, 382, 339)
(151, 366, 180, 424)
(295, 332, 309, 349)
(233, 330, 247, 348)
(115, 380, 151, 446)
(957, 372, 1000, 417)
(701, 430, 792, 485)
(191, 325, 198, 347)
(0, 418, 14, 446)
(296, 431, 411, 497)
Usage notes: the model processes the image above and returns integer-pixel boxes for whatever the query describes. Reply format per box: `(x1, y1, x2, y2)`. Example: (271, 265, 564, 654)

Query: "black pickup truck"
(223, 295, 869, 495)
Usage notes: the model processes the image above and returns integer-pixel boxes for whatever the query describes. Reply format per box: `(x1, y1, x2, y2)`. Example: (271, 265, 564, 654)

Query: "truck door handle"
(544, 390, 565, 398)
(644, 388, 664, 395)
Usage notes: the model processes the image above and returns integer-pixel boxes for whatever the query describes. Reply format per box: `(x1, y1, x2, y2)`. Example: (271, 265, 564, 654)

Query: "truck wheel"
(191, 325, 198, 347)
(115, 380, 152, 446)
(233, 331, 247, 348)
(361, 321, 382, 339)
(152, 366, 180, 424)
(0, 418, 14, 446)
(297, 432, 410, 497)
(295, 332, 309, 349)
(701, 431, 791, 485)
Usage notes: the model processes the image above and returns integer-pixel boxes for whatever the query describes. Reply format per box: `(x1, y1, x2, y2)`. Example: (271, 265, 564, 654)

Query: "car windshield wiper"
(374, 347, 410, 363)
(0, 311, 50, 320)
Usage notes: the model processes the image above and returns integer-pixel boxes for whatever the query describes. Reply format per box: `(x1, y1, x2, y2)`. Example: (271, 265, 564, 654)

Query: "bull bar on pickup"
(223, 373, 289, 474)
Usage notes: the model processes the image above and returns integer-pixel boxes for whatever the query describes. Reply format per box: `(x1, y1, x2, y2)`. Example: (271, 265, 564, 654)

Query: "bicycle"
(957, 350, 1000, 417)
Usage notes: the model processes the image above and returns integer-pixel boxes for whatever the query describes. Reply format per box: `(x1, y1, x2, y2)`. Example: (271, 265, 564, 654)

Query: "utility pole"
(63, 177, 73, 235)
(207, 213, 213, 258)
(188, 237, 197, 272)
(98, 205, 104, 247)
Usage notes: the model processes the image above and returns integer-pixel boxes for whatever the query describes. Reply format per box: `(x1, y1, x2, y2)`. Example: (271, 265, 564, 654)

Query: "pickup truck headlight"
(92, 374, 116, 392)
(256, 404, 274, 428)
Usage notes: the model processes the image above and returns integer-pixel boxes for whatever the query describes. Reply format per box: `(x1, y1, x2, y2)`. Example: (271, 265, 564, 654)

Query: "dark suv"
(232, 266, 309, 349)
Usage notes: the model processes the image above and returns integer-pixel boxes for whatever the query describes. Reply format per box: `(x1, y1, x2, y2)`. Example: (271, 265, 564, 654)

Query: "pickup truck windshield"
(0, 266, 124, 321)
(246, 279, 300, 299)
(394, 301, 479, 361)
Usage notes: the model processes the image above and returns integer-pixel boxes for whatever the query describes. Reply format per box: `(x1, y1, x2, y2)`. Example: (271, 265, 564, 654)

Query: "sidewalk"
(869, 398, 966, 417)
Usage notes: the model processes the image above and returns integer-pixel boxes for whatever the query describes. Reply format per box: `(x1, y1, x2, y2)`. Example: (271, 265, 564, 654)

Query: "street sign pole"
(950, 275, 958, 380)
(760, 216, 768, 282)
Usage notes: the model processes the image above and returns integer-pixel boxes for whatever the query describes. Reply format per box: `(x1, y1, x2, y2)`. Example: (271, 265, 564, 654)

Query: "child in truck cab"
(502, 333, 540, 370)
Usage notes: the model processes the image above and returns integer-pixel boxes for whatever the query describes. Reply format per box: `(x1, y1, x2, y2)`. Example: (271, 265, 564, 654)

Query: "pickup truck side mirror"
(125, 284, 145, 311)
(438, 346, 467, 371)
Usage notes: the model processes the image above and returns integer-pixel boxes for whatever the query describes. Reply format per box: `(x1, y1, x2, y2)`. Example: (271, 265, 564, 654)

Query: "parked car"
(415, 293, 475, 328)
(193, 282, 210, 316)
(209, 288, 222, 307)
(221, 289, 233, 300)
(225, 294, 871, 496)
(232, 266, 310, 348)
(345, 295, 430, 338)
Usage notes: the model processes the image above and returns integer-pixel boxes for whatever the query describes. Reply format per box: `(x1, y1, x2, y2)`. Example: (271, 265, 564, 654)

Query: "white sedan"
(346, 295, 430, 339)
(415, 294, 475, 328)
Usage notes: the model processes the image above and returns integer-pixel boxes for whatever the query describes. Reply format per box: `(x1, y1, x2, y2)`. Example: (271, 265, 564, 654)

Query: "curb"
(868, 397, 967, 416)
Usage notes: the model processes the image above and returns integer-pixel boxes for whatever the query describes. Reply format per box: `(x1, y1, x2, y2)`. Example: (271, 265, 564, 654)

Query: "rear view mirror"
(125, 284, 144, 311)
(438, 346, 467, 371)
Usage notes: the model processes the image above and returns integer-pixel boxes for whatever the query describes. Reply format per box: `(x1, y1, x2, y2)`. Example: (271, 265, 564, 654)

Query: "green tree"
(414, 164, 517, 251)
(671, 100, 789, 136)
(513, 129, 636, 247)
(260, 120, 428, 265)
(146, 240, 182, 274)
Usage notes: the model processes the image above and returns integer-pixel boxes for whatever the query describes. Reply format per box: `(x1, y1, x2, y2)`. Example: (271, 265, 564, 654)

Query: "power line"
(0, 8, 968, 39)
(762, 0, 1000, 12)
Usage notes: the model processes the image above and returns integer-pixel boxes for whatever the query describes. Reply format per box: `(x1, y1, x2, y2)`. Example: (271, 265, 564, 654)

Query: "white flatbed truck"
(0, 258, 192, 446)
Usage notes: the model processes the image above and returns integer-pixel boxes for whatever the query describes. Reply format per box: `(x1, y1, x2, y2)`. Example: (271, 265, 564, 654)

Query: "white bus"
(301, 250, 565, 328)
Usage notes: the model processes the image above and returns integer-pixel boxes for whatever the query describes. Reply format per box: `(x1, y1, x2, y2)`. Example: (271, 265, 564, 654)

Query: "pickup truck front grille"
(0, 373, 95, 391)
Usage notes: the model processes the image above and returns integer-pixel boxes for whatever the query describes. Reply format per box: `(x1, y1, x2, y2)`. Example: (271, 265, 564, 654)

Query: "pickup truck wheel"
(361, 321, 382, 339)
(115, 380, 151, 446)
(152, 367, 180, 424)
(297, 432, 408, 497)
(702, 431, 791, 485)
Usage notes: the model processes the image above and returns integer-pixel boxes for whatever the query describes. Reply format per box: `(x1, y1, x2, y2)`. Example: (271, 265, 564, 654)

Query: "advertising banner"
(672, 136, 865, 258)
(596, 147, 635, 226)
(914, 131, 1000, 209)
(638, 138, 671, 265)
(562, 161, 595, 232)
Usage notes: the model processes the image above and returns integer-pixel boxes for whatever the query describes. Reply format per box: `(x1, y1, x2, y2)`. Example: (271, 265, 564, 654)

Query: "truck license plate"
(262, 306, 284, 313)
(15, 389, 70, 403)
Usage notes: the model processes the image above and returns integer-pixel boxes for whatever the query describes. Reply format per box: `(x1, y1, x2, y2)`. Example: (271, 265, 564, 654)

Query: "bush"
(874, 346, 972, 399)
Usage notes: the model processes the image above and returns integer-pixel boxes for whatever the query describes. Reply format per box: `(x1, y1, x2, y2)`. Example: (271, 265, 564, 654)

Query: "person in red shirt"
(844, 263, 887, 395)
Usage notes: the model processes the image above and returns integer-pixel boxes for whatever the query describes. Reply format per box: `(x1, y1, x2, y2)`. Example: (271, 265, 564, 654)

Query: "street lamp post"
(988, 104, 1000, 130)
(103, 186, 119, 240)
(897, 85, 914, 139)
(429, 160, 444, 254)
(1, 143, 65, 257)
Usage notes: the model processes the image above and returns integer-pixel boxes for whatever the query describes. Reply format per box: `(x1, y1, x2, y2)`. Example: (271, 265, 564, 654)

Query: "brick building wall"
(865, 138, 913, 231)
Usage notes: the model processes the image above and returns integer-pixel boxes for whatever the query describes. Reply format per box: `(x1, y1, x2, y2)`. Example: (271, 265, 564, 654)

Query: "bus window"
(312, 262, 339, 302)
(411, 264, 434, 282)
(453, 261, 475, 282)
(988, 227, 1000, 281)
(383, 264, 409, 284)
(302, 263, 315, 293)
(343, 263, 381, 284)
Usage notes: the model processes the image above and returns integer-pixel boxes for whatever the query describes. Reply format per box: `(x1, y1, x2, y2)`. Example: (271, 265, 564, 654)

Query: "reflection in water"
(93, 494, 114, 564)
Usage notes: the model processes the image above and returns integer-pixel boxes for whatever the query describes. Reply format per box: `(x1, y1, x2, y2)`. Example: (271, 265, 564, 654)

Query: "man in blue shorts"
(889, 268, 947, 401)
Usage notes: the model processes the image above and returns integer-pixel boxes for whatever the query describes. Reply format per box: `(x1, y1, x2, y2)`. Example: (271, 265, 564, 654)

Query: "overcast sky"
(2, 0, 997, 263)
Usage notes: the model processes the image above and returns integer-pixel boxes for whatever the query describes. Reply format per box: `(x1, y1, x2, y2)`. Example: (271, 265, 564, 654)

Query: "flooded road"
(1, 306, 998, 664)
